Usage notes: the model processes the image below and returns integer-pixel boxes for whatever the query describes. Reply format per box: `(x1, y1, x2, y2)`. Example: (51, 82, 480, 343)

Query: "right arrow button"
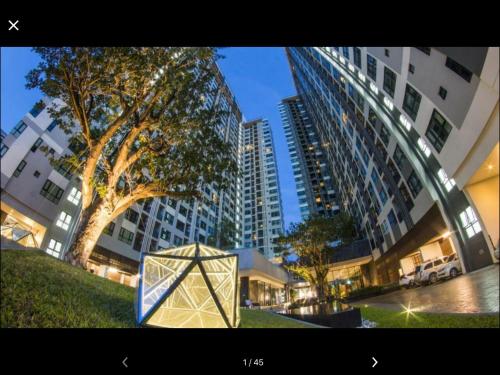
(372, 357, 378, 368)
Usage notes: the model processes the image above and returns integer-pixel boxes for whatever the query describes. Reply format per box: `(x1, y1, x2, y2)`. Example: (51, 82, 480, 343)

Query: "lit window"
(358, 72, 366, 82)
(67, 187, 82, 205)
(369, 82, 378, 94)
(332, 50, 338, 58)
(399, 114, 412, 131)
(339, 56, 346, 64)
(460, 207, 481, 238)
(383, 97, 394, 110)
(56, 211, 72, 230)
(46, 239, 62, 258)
(348, 63, 355, 72)
(417, 138, 431, 157)
(438, 169, 456, 192)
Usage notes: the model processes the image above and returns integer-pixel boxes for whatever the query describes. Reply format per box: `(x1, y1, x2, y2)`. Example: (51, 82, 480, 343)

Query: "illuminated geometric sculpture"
(136, 243, 240, 328)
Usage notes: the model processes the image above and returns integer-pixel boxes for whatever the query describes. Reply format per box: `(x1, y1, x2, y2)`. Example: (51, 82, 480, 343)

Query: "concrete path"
(355, 264, 499, 313)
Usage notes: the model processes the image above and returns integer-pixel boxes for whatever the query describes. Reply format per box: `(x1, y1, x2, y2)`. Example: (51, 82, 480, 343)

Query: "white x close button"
(8, 20, 19, 31)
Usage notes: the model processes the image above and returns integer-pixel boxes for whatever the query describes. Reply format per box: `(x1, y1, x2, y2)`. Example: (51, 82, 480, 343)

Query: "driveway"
(355, 264, 499, 313)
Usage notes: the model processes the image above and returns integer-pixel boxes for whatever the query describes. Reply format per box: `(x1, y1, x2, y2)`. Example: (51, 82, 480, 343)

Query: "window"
(445, 57, 472, 82)
(367, 54, 377, 80)
(164, 212, 174, 225)
(1, 144, 8, 158)
(138, 213, 148, 231)
(103, 222, 115, 236)
(342, 47, 349, 59)
(29, 101, 46, 117)
(383, 67, 396, 97)
(437, 169, 456, 192)
(40, 179, 64, 204)
(47, 120, 58, 132)
(426, 109, 452, 153)
(11, 121, 27, 138)
(384, 48, 390, 57)
(176, 220, 185, 232)
(46, 239, 62, 258)
(415, 47, 431, 55)
(125, 208, 139, 224)
(133, 232, 144, 251)
(56, 211, 72, 230)
(160, 228, 171, 241)
(438, 86, 447, 100)
(13, 160, 27, 177)
(31, 138, 43, 152)
(402, 84, 421, 121)
(407, 171, 422, 198)
(393, 145, 408, 169)
(408, 64, 415, 74)
(152, 222, 160, 238)
(118, 227, 134, 245)
(353, 47, 362, 68)
(67, 187, 82, 205)
(460, 207, 482, 238)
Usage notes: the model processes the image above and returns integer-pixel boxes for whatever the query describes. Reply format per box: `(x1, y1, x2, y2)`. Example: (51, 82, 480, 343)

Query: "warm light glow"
(442, 231, 452, 239)
(438, 169, 456, 192)
(418, 138, 431, 157)
(487, 164, 493, 170)
(108, 267, 118, 273)
(383, 97, 394, 111)
(399, 114, 412, 131)
(137, 244, 239, 328)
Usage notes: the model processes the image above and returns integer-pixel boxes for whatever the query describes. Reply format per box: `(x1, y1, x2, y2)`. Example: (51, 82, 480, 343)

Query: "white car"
(437, 253, 462, 280)
(414, 256, 448, 285)
(399, 271, 416, 289)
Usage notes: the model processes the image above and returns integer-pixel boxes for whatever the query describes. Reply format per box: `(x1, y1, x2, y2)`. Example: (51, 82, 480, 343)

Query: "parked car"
(399, 271, 416, 289)
(414, 256, 447, 285)
(437, 253, 462, 280)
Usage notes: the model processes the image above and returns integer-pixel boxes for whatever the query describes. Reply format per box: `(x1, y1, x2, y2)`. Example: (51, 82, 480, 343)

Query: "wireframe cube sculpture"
(136, 243, 240, 328)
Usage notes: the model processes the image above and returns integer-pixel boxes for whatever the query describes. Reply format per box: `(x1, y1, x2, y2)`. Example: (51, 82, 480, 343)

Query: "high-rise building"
(241, 118, 284, 259)
(285, 47, 499, 284)
(279, 95, 338, 220)
(0, 63, 245, 286)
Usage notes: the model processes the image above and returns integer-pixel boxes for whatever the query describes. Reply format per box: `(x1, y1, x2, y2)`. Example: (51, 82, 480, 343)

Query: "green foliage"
(26, 47, 238, 206)
(278, 213, 356, 301)
(0, 250, 311, 328)
(360, 306, 499, 328)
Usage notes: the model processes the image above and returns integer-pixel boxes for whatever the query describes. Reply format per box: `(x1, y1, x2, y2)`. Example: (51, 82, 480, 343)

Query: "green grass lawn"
(0, 250, 310, 328)
(360, 306, 499, 328)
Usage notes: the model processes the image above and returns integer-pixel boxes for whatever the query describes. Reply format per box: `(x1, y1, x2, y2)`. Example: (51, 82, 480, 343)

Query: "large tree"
(27, 47, 237, 268)
(277, 212, 356, 302)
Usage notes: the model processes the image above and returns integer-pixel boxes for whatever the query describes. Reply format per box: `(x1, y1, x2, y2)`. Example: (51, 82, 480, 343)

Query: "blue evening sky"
(0, 47, 301, 229)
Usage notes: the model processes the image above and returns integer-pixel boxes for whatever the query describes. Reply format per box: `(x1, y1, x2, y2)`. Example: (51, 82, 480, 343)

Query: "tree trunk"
(66, 202, 113, 269)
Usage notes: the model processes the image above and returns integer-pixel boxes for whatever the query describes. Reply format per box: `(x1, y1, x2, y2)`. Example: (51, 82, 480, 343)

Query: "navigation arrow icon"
(372, 357, 378, 368)
(122, 357, 128, 368)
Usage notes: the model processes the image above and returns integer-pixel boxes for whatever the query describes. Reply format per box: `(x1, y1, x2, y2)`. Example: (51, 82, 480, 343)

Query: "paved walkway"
(355, 264, 499, 313)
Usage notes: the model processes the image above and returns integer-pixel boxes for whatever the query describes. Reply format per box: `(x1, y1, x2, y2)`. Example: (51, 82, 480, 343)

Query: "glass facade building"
(285, 47, 498, 284)
(279, 95, 338, 220)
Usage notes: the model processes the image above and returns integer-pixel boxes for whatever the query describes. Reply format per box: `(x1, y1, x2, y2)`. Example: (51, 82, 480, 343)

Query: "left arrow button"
(122, 357, 128, 368)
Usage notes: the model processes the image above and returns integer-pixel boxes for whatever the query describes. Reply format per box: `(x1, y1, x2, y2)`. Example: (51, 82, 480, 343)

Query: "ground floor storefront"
(290, 254, 376, 300)
(87, 245, 139, 287)
(373, 203, 498, 285)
